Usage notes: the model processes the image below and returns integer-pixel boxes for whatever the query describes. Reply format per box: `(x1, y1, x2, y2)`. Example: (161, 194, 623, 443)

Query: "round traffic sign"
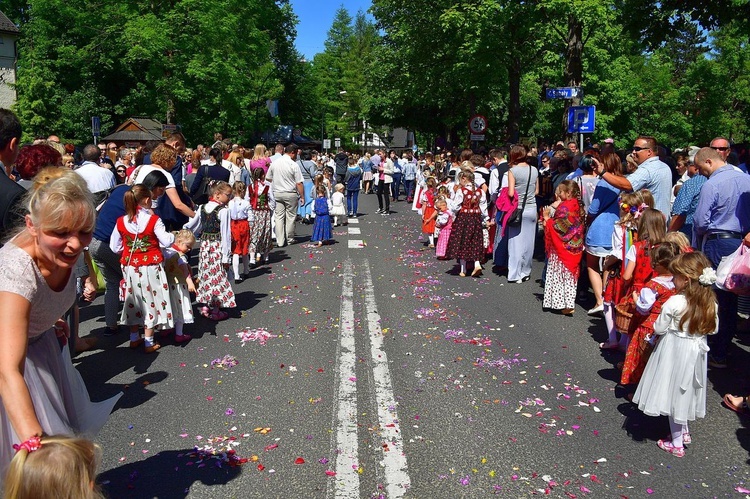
(468, 115, 488, 134)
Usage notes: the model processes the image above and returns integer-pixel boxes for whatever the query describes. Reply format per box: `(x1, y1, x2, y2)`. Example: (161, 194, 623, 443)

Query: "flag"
(266, 99, 279, 118)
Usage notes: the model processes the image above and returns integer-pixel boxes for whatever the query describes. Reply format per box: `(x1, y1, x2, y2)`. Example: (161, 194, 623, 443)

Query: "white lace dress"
(0, 243, 122, 476)
(633, 295, 716, 424)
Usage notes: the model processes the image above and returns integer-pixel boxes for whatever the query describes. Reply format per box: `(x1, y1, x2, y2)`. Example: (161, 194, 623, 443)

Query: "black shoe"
(103, 327, 119, 337)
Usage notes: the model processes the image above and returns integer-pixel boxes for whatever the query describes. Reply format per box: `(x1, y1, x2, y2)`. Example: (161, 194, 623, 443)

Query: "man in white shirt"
(75, 144, 115, 204)
(266, 144, 304, 246)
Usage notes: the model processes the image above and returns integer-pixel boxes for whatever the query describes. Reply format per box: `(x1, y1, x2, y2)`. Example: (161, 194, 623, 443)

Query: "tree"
(12, 0, 301, 144)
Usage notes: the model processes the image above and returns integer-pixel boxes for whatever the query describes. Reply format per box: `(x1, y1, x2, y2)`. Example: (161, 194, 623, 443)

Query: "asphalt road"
(75, 191, 750, 498)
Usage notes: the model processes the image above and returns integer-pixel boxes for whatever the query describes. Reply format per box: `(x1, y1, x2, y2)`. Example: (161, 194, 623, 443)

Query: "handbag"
(191, 165, 213, 205)
(507, 166, 532, 227)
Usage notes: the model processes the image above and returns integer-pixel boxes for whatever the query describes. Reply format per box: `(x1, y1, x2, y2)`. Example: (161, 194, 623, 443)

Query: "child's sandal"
(657, 439, 685, 457)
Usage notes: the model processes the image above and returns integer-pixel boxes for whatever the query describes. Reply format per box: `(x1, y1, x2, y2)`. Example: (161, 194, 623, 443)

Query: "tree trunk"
(507, 55, 521, 144)
(562, 13, 584, 142)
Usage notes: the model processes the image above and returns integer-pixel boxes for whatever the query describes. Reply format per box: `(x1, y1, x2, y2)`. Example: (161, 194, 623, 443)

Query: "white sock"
(474, 261, 482, 270)
(669, 418, 685, 448)
(603, 303, 617, 344)
(460, 259, 467, 274)
(428, 235, 435, 245)
(175, 320, 184, 336)
(144, 336, 155, 347)
(232, 254, 240, 279)
(334, 216, 338, 225)
(130, 332, 140, 342)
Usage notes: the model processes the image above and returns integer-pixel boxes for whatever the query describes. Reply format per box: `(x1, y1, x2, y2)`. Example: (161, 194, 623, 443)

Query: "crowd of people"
(1, 101, 750, 494)
(400, 137, 750, 458)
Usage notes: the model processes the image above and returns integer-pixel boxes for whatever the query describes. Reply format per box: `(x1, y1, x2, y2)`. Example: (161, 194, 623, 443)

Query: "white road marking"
(362, 262, 411, 497)
(348, 227, 361, 235)
(347, 218, 359, 224)
(328, 260, 360, 499)
(348, 239, 364, 248)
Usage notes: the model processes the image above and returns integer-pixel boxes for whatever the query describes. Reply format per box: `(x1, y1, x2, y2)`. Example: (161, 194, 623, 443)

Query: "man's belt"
(705, 231, 744, 241)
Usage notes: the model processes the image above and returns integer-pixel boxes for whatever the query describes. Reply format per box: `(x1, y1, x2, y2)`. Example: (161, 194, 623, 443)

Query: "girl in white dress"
(330, 183, 347, 226)
(633, 251, 718, 458)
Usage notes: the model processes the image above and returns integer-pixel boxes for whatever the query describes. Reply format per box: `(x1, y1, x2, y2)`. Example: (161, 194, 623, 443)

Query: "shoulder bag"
(507, 166, 532, 227)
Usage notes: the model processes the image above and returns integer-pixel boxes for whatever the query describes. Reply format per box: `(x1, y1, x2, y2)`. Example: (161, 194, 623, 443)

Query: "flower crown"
(698, 267, 717, 287)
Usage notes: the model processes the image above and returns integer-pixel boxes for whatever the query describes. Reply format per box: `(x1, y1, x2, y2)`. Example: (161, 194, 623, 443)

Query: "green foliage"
(12, 0, 310, 145)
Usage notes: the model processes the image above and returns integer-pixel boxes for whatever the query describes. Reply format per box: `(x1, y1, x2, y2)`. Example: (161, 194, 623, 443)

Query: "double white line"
(329, 259, 410, 498)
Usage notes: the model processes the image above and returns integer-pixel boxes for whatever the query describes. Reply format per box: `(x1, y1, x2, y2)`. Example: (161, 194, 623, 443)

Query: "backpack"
(191, 166, 217, 205)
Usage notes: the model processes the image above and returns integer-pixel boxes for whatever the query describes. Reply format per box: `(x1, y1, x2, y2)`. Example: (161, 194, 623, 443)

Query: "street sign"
(468, 115, 488, 134)
(546, 87, 582, 100)
(162, 123, 177, 139)
(334, 138, 341, 148)
(470, 134, 486, 141)
(92, 116, 101, 137)
(323, 139, 331, 149)
(567, 105, 596, 134)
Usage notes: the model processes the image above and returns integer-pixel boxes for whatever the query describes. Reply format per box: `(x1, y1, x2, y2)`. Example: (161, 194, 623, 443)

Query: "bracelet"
(13, 436, 42, 453)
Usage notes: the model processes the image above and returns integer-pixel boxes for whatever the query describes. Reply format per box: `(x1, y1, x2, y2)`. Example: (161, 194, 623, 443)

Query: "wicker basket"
(614, 303, 633, 335)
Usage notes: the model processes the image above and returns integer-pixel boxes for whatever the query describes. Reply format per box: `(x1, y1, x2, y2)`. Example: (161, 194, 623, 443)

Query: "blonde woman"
(0, 169, 121, 474)
(249, 143, 271, 174)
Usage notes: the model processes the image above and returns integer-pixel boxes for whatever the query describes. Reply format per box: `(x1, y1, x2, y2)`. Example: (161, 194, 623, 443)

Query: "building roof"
(0, 10, 20, 35)
(102, 117, 164, 143)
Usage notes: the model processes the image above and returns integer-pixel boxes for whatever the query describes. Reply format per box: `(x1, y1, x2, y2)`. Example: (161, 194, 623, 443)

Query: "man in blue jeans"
(693, 146, 750, 369)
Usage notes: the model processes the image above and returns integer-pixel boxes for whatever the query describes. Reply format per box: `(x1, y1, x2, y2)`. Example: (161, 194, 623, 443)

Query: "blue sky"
(290, 0, 373, 61)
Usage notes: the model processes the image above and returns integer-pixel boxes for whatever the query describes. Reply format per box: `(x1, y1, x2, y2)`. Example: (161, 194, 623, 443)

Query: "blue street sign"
(567, 106, 596, 134)
(546, 87, 582, 100)
(92, 116, 101, 137)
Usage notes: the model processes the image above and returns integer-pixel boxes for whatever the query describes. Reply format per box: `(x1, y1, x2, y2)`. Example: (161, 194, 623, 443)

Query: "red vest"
(116, 214, 164, 267)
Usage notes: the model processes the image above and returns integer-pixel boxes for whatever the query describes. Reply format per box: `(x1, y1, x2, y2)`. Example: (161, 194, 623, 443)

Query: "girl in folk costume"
(541, 180, 586, 316)
(434, 197, 454, 259)
(633, 252, 718, 458)
(248, 167, 275, 264)
(311, 184, 333, 247)
(446, 170, 488, 277)
(186, 181, 236, 321)
(110, 184, 175, 353)
(420, 177, 438, 247)
(620, 240, 680, 390)
(228, 181, 253, 282)
(615, 203, 663, 349)
(599, 191, 653, 350)
(162, 229, 197, 343)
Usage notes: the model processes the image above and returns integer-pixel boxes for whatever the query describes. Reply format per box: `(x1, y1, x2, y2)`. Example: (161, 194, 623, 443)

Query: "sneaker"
(657, 439, 685, 458)
(174, 334, 192, 343)
(708, 355, 728, 369)
(103, 327, 119, 337)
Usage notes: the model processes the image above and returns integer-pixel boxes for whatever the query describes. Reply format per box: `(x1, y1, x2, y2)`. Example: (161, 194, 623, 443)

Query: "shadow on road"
(99, 448, 242, 498)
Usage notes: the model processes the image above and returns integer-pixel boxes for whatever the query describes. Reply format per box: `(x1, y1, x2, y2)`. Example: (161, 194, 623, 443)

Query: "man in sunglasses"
(709, 137, 732, 162)
(593, 135, 672, 219)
